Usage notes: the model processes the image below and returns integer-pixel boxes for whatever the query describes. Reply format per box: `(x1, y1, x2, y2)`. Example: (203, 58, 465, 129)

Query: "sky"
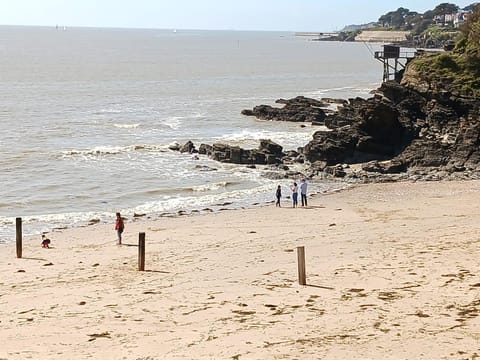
(0, 0, 476, 32)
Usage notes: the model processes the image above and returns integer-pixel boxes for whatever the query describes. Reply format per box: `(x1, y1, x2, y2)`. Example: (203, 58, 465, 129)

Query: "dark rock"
(303, 128, 358, 165)
(212, 70, 480, 181)
(180, 141, 196, 153)
(311, 160, 328, 172)
(321, 97, 348, 105)
(324, 114, 354, 128)
(259, 139, 283, 156)
(300, 80, 474, 174)
(194, 164, 218, 171)
(284, 150, 299, 158)
(242, 96, 327, 123)
(324, 165, 347, 178)
(199, 143, 213, 155)
(275, 96, 326, 107)
(262, 171, 286, 180)
(198, 140, 284, 165)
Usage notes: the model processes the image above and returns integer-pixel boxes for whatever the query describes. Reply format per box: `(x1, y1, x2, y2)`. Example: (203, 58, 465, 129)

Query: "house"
(454, 11, 469, 28)
(434, 10, 472, 27)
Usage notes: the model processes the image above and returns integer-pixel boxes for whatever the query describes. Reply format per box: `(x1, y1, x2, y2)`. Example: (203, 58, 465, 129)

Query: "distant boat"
(173, 29, 177, 33)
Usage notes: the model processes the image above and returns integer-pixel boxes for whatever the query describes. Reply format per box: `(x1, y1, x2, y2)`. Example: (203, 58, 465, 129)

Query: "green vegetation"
(338, 2, 478, 45)
(408, 5, 480, 98)
(374, 3, 476, 47)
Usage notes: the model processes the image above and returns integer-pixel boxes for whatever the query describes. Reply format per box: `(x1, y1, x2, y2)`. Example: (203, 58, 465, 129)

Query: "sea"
(0, 26, 383, 243)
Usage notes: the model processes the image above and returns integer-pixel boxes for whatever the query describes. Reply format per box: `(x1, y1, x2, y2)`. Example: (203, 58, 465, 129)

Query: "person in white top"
(290, 182, 298, 208)
(300, 179, 308, 207)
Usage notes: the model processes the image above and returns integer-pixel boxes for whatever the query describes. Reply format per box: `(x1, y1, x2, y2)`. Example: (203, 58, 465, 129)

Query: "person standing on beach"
(115, 212, 125, 245)
(276, 185, 282, 207)
(300, 179, 308, 207)
(290, 182, 298, 208)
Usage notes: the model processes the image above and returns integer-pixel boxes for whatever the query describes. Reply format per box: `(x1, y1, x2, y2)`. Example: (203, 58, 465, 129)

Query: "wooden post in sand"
(297, 246, 306, 285)
(16, 217, 22, 258)
(138, 232, 145, 271)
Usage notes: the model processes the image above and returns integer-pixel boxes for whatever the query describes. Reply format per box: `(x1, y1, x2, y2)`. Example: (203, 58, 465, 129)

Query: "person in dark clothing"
(276, 185, 282, 207)
(300, 179, 308, 207)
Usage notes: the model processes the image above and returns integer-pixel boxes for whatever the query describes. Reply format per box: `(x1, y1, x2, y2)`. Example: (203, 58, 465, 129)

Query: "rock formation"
(174, 9, 480, 183)
(241, 96, 328, 125)
(197, 139, 285, 165)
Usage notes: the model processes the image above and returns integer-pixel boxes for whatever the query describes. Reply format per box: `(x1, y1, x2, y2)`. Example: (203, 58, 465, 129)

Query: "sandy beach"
(1, 180, 480, 359)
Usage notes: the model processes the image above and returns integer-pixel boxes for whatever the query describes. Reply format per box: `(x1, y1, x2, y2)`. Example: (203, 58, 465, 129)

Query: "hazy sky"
(0, 0, 476, 32)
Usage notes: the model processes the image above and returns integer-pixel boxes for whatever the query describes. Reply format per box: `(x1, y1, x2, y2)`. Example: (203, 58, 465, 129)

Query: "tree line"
(378, 2, 478, 35)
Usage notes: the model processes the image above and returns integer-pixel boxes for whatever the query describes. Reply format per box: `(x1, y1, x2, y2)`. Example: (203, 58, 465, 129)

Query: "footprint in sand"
(377, 291, 402, 302)
(341, 288, 367, 300)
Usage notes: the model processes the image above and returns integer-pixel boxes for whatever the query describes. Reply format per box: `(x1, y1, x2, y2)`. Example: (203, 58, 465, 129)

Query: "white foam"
(113, 123, 141, 129)
(131, 184, 275, 214)
(214, 129, 317, 150)
(162, 113, 206, 130)
(191, 181, 229, 192)
(306, 83, 378, 99)
(95, 108, 123, 115)
(0, 179, 351, 244)
(163, 116, 182, 130)
(61, 144, 169, 157)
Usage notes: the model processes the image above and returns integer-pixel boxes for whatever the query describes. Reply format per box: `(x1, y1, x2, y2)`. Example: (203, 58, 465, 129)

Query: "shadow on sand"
(21, 257, 48, 261)
(306, 284, 335, 290)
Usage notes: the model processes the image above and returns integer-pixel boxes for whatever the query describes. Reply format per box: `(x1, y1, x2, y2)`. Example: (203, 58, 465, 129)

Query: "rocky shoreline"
(171, 75, 480, 185)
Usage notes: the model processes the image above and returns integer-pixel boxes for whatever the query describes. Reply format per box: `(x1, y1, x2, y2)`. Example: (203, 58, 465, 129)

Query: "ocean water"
(0, 26, 382, 243)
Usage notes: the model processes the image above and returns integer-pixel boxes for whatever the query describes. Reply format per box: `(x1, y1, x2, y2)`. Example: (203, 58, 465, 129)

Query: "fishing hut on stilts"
(374, 45, 416, 82)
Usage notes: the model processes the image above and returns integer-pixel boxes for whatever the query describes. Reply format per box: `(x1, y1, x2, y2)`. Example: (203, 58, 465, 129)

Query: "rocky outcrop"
(180, 140, 196, 153)
(173, 58, 480, 182)
(241, 96, 328, 124)
(238, 77, 480, 181)
(302, 83, 420, 167)
(302, 79, 480, 177)
(196, 139, 285, 165)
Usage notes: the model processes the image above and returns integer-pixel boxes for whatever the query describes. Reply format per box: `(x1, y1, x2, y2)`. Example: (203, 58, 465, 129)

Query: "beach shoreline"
(0, 178, 351, 246)
(2, 180, 480, 359)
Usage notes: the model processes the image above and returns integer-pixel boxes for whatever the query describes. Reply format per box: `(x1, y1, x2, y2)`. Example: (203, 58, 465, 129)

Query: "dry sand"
(1, 181, 480, 359)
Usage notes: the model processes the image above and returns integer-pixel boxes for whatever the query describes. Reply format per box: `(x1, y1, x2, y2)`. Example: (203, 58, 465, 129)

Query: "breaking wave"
(61, 144, 169, 157)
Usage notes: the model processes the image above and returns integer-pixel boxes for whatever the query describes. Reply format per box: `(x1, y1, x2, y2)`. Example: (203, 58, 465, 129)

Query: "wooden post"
(16, 217, 22, 258)
(138, 232, 145, 271)
(297, 246, 306, 285)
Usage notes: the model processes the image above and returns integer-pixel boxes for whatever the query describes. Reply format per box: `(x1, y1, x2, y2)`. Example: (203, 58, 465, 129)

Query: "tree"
(456, 4, 480, 74)
(404, 12, 422, 30)
(459, 4, 480, 53)
(432, 3, 459, 15)
(412, 19, 432, 35)
(423, 10, 435, 20)
(462, 3, 480, 12)
(378, 7, 414, 28)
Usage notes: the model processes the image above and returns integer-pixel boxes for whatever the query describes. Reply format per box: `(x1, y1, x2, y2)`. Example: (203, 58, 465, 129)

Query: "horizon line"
(0, 23, 338, 33)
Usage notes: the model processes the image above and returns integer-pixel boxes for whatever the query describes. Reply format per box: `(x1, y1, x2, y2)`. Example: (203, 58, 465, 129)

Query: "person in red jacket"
(115, 212, 125, 245)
